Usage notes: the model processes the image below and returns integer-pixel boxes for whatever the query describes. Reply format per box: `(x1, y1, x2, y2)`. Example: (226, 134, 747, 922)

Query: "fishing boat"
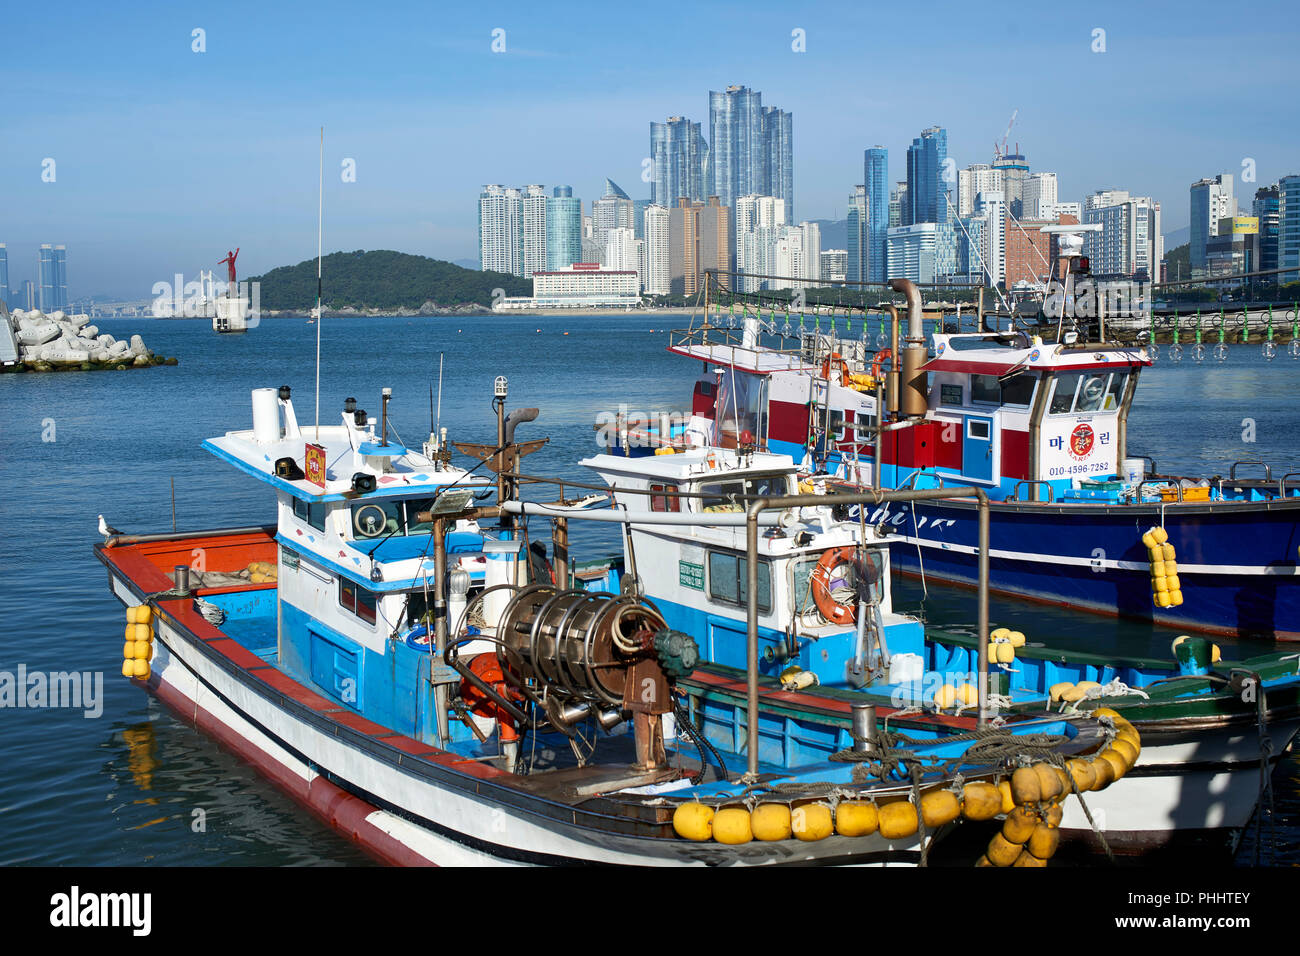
(580, 409, 1300, 854)
(95, 382, 1127, 866)
(615, 249, 1300, 642)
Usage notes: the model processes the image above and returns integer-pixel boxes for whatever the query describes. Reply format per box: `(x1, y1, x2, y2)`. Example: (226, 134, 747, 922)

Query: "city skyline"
(3, 0, 1299, 298)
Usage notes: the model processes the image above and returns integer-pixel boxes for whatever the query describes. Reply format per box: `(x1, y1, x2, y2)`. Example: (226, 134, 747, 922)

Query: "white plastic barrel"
(1121, 457, 1145, 486)
(251, 388, 281, 444)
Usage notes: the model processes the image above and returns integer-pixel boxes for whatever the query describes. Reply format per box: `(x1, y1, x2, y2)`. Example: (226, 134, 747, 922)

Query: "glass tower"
(38, 244, 68, 311)
(1253, 185, 1280, 275)
(649, 117, 707, 209)
(1281, 175, 1300, 283)
(865, 146, 889, 283)
(546, 186, 582, 272)
(846, 186, 866, 283)
(905, 127, 948, 227)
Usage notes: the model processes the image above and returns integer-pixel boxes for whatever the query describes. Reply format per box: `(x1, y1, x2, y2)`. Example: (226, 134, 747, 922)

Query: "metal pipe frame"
(743, 486, 991, 779)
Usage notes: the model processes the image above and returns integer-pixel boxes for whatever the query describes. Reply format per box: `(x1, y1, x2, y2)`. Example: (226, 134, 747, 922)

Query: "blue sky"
(3, 0, 1296, 299)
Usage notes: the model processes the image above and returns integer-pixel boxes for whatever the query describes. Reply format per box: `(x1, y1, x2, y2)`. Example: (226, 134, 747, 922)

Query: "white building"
(1021, 172, 1059, 221)
(1082, 192, 1162, 278)
(603, 227, 642, 291)
(495, 263, 641, 309)
(820, 248, 848, 283)
(957, 164, 1005, 218)
(643, 205, 671, 296)
(479, 185, 523, 276)
(1040, 201, 1081, 221)
(521, 185, 549, 279)
(886, 222, 937, 284)
(975, 190, 1006, 287)
(735, 195, 788, 292)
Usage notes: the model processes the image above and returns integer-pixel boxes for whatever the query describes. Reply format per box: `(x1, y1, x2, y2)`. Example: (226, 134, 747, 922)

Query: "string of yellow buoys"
(1142, 526, 1183, 608)
(122, 605, 154, 680)
(670, 709, 1140, 867)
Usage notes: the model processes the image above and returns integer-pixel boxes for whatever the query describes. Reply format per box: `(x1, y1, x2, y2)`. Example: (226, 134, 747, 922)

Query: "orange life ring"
(870, 348, 893, 380)
(821, 352, 850, 384)
(811, 546, 859, 626)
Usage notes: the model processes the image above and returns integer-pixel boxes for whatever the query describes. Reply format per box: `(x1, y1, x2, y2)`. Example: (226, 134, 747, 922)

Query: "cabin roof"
(932, 334, 1150, 373)
(667, 341, 819, 376)
(583, 447, 798, 482)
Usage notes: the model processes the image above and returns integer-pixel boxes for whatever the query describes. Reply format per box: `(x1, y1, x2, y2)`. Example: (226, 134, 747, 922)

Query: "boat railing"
(1136, 478, 1182, 503)
(1280, 473, 1300, 498)
(1229, 459, 1273, 481)
(1008, 480, 1055, 503)
(903, 470, 947, 491)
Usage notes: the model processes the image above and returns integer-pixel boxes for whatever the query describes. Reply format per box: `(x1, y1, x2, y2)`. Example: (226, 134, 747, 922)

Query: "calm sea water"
(0, 314, 1296, 866)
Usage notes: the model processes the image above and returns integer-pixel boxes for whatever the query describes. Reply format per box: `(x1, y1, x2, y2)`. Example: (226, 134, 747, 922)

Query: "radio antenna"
(314, 126, 324, 440)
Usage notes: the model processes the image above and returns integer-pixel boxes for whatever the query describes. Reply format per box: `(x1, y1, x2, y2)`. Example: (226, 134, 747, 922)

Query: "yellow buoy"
(835, 801, 879, 837)
(1010, 766, 1041, 805)
(1043, 804, 1064, 828)
(133, 623, 152, 641)
(121, 660, 134, 678)
(1027, 823, 1061, 860)
(1098, 748, 1128, 781)
(975, 854, 994, 867)
(1008, 631, 1026, 647)
(1141, 531, 1157, 550)
(1211, 643, 1220, 662)
(1151, 559, 1167, 578)
(132, 640, 151, 661)
(672, 803, 714, 841)
(1111, 738, 1139, 770)
(986, 832, 1023, 867)
(1065, 758, 1096, 792)
(961, 782, 1003, 821)
(122, 641, 135, 661)
(1152, 574, 1169, 592)
(1033, 764, 1064, 801)
(712, 807, 753, 844)
(997, 779, 1016, 814)
(932, 684, 958, 709)
(955, 683, 978, 707)
(1090, 755, 1115, 790)
(750, 803, 792, 841)
(1152, 526, 1169, 545)
(878, 801, 919, 840)
(920, 789, 962, 828)
(1048, 681, 1075, 703)
(1166, 574, 1181, 592)
(792, 803, 833, 842)
(1002, 805, 1038, 844)
(990, 627, 1012, 641)
(1155, 591, 1172, 608)
(1170, 589, 1183, 606)
(1062, 680, 1101, 703)
(1013, 850, 1048, 867)
(1161, 542, 1176, 561)
(130, 658, 150, 679)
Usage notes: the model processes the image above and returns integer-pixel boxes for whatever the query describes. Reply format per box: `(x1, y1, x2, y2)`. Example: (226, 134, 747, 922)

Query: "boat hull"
(864, 496, 1300, 640)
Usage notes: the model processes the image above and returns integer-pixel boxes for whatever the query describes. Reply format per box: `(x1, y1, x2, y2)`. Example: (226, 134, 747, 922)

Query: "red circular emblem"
(1068, 423, 1095, 460)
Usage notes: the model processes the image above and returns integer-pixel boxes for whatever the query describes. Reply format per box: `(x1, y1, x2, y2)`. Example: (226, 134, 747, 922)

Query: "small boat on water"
(580, 418, 1300, 855)
(95, 383, 1126, 866)
(612, 252, 1300, 641)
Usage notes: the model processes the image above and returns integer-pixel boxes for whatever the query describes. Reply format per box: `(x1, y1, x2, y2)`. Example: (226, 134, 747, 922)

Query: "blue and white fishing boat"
(96, 381, 1126, 866)
(618, 250, 1300, 642)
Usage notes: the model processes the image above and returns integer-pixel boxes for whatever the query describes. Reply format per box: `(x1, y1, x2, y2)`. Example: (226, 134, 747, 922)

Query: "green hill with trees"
(245, 250, 532, 312)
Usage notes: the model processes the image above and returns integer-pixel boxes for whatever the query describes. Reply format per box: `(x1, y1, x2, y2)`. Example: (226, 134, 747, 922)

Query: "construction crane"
(993, 109, 1018, 161)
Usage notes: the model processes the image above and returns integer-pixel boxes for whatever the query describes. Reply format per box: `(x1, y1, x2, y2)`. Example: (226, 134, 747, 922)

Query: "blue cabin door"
(962, 415, 994, 482)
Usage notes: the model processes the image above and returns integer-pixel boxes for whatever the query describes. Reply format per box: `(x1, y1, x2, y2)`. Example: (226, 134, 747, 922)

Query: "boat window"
(791, 549, 884, 614)
(1074, 373, 1109, 413)
(939, 383, 964, 406)
(1103, 372, 1128, 411)
(972, 372, 1036, 408)
(293, 496, 327, 531)
(1001, 373, 1036, 407)
(650, 483, 681, 513)
(351, 500, 402, 538)
(403, 498, 441, 535)
(1048, 373, 1082, 414)
(340, 579, 378, 625)
(696, 474, 788, 513)
(406, 589, 431, 628)
(707, 550, 772, 613)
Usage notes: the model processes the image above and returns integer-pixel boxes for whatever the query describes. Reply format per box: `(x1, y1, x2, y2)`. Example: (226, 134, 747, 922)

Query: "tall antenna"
(314, 126, 324, 440)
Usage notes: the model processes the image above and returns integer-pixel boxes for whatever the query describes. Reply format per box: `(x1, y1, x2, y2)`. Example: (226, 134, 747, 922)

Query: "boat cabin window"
(1049, 371, 1126, 415)
(939, 383, 964, 406)
(713, 369, 768, 447)
(339, 579, 377, 625)
(349, 497, 449, 539)
(971, 372, 1036, 408)
(650, 483, 681, 513)
(706, 550, 772, 613)
(293, 496, 327, 532)
(791, 548, 884, 615)
(696, 474, 789, 513)
(405, 589, 431, 628)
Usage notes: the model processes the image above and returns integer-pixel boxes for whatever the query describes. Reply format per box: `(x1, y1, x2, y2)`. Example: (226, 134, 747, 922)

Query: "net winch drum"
(495, 585, 674, 714)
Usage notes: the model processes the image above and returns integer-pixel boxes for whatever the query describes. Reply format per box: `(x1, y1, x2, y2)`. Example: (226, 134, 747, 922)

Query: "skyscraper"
(591, 180, 635, 246)
(521, 185, 549, 279)
(479, 185, 523, 276)
(643, 204, 671, 296)
(669, 197, 729, 297)
(1190, 174, 1235, 275)
(846, 186, 866, 284)
(905, 127, 948, 226)
(708, 86, 794, 225)
(735, 194, 787, 292)
(547, 186, 582, 272)
(889, 183, 907, 229)
(956, 164, 1003, 218)
(38, 244, 68, 312)
(1083, 191, 1162, 278)
(650, 117, 708, 209)
(992, 151, 1030, 219)
(1021, 172, 1059, 221)
(0, 244, 8, 307)
(1253, 185, 1281, 275)
(1281, 175, 1300, 283)
(865, 147, 889, 283)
